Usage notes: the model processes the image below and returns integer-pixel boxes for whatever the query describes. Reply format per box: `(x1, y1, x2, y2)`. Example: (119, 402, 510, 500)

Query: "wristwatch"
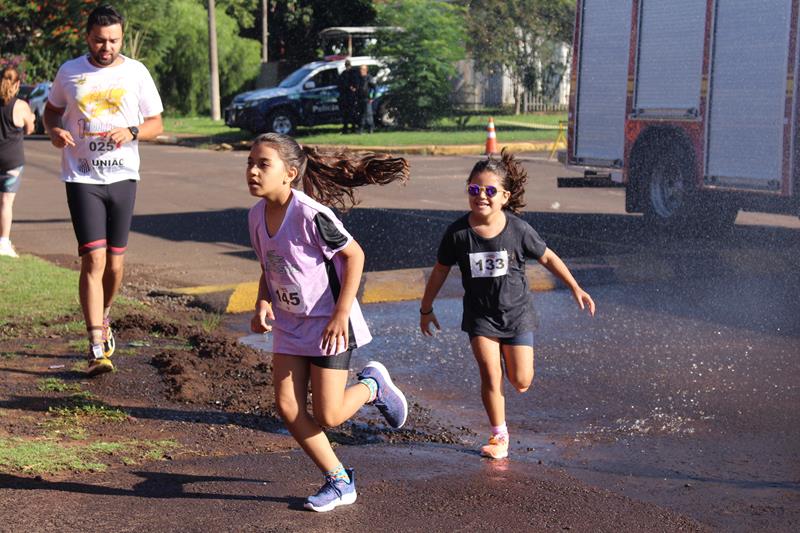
(128, 126, 139, 140)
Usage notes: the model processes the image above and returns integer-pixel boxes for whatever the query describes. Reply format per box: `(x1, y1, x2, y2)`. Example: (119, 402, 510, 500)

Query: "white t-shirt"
(48, 55, 163, 184)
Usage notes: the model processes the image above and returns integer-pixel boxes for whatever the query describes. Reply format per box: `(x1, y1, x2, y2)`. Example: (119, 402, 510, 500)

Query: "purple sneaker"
(357, 361, 408, 429)
(304, 469, 357, 512)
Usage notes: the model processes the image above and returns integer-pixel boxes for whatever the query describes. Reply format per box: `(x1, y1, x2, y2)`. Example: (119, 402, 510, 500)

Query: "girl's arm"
(321, 239, 365, 354)
(538, 248, 596, 316)
(250, 269, 275, 333)
(419, 262, 452, 336)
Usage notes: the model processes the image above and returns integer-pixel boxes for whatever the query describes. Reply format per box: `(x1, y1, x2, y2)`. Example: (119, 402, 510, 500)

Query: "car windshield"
(30, 85, 48, 99)
(279, 67, 314, 88)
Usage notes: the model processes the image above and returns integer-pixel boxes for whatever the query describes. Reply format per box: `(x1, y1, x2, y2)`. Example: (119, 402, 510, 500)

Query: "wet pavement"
(238, 264, 800, 531)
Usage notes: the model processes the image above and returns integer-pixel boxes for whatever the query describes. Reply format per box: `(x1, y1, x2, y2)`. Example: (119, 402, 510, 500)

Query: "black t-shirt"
(0, 97, 25, 171)
(437, 212, 547, 337)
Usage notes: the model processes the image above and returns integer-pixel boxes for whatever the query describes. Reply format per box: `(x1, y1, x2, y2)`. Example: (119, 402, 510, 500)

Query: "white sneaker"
(0, 240, 18, 258)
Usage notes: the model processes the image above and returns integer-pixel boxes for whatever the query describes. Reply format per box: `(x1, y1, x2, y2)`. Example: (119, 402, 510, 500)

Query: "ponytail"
(0, 67, 21, 105)
(301, 146, 409, 210)
(252, 133, 409, 211)
(468, 148, 528, 214)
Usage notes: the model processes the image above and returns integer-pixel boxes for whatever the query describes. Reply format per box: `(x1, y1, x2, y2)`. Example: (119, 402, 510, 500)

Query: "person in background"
(0, 66, 35, 258)
(356, 64, 376, 134)
(337, 60, 359, 134)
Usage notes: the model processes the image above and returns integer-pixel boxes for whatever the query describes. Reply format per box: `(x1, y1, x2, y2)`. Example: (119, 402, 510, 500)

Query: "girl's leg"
(501, 344, 534, 393)
(470, 336, 505, 427)
(272, 353, 341, 472)
(310, 365, 371, 428)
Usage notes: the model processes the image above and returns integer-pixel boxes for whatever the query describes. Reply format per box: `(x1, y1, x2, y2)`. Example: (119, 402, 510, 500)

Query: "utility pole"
(208, 0, 221, 121)
(262, 0, 269, 63)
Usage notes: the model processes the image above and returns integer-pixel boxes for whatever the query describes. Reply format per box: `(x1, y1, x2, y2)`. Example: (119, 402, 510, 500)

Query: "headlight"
(243, 100, 262, 108)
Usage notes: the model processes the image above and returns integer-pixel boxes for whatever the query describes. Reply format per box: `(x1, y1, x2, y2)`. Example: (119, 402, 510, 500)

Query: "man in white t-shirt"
(44, 4, 163, 376)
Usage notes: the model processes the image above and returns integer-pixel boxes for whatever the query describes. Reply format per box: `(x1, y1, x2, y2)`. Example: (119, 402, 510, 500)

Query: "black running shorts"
(309, 348, 353, 370)
(65, 180, 137, 256)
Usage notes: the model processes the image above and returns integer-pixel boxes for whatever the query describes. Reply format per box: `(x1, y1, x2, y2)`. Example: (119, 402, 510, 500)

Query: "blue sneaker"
(304, 469, 357, 512)
(357, 361, 408, 429)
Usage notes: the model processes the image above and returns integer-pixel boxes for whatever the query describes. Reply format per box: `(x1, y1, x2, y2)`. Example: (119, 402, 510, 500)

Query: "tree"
(236, 0, 377, 65)
(0, 0, 261, 115)
(373, 0, 466, 128)
(154, 0, 260, 115)
(462, 0, 575, 114)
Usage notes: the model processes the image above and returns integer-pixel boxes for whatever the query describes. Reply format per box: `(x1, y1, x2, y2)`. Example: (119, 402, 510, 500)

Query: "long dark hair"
(252, 133, 409, 211)
(467, 148, 527, 214)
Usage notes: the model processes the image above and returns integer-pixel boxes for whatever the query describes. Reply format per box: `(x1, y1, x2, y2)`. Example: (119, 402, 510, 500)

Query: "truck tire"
(641, 145, 736, 233)
(264, 109, 296, 135)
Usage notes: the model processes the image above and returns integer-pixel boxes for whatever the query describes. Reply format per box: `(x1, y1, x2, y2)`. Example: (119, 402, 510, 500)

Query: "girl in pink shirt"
(247, 133, 409, 512)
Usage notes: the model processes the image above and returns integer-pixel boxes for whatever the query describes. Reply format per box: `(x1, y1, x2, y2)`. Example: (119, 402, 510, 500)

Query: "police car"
(224, 57, 392, 135)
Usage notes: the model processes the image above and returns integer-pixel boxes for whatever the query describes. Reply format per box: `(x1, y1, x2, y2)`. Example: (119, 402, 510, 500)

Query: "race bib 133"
(469, 250, 509, 278)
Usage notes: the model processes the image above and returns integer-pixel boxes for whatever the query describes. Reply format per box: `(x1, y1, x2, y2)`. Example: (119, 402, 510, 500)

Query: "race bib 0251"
(469, 250, 509, 278)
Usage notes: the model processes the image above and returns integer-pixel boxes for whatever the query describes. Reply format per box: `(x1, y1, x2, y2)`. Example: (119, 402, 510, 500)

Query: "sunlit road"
(15, 137, 800, 530)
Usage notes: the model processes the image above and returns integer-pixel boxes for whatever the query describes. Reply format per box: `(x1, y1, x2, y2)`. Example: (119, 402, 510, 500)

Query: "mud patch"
(137, 315, 471, 446)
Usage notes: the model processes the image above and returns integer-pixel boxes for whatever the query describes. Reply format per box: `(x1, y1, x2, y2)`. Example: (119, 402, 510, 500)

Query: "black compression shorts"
(65, 180, 137, 256)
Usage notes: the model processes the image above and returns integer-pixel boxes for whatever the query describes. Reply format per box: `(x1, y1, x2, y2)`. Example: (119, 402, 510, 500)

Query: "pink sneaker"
(480, 434, 509, 459)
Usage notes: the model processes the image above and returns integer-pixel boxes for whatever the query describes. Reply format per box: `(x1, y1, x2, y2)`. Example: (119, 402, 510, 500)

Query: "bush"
(374, 0, 466, 129)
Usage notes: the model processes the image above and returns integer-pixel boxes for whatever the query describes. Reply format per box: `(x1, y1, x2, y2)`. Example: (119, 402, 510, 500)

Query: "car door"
(299, 67, 341, 125)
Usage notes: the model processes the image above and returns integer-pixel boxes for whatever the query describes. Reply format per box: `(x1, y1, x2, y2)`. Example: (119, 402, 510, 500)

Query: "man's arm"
(43, 102, 75, 148)
(106, 114, 163, 146)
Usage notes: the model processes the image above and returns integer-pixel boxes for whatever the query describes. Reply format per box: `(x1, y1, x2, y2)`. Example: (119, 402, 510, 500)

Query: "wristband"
(419, 307, 434, 315)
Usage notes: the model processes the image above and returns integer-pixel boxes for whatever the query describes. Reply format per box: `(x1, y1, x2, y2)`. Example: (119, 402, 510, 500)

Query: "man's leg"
(103, 253, 125, 311)
(79, 248, 107, 346)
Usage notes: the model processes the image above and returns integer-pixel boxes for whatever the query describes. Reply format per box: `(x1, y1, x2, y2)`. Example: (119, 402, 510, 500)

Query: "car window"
(279, 67, 314, 88)
(310, 68, 338, 88)
(29, 86, 46, 99)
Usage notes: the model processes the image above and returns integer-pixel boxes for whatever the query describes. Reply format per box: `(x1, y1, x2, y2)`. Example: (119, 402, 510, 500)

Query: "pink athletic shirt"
(248, 189, 372, 356)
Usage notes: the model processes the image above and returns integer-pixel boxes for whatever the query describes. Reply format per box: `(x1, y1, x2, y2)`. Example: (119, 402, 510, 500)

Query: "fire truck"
(559, 0, 800, 228)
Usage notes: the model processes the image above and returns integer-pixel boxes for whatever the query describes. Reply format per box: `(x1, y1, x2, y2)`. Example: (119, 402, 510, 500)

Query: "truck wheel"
(642, 147, 737, 233)
(265, 110, 296, 135)
(644, 148, 693, 225)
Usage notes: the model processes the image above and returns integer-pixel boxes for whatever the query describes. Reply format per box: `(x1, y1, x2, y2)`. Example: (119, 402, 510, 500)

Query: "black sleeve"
(521, 223, 547, 259)
(314, 212, 349, 250)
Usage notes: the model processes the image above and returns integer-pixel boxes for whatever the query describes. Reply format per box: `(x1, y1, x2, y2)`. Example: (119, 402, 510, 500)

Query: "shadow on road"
(0, 471, 302, 505)
(129, 207, 800, 272)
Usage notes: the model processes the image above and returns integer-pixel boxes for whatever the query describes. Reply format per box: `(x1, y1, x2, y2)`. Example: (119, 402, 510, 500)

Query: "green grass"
(0, 437, 180, 474)
(162, 112, 566, 147)
(0, 255, 78, 327)
(38, 378, 82, 393)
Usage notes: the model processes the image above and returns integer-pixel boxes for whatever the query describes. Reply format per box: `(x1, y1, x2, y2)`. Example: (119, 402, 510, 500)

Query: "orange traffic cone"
(485, 117, 498, 155)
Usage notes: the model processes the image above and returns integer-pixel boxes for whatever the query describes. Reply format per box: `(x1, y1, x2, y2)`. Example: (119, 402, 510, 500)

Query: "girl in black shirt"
(419, 149, 595, 459)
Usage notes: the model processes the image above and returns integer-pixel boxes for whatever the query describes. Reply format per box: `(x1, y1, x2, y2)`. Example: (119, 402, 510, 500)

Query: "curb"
(166, 261, 614, 314)
(153, 134, 564, 156)
(163, 248, 799, 314)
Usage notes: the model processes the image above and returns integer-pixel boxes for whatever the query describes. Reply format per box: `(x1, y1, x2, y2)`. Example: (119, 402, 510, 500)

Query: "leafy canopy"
(373, 0, 466, 128)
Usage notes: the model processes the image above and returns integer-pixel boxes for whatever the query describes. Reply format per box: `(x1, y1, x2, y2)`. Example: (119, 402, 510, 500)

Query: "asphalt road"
(11, 137, 800, 530)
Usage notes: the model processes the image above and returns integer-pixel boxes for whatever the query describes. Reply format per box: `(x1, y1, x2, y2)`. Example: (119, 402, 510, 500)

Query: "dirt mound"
(119, 313, 472, 446)
(115, 312, 192, 338)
